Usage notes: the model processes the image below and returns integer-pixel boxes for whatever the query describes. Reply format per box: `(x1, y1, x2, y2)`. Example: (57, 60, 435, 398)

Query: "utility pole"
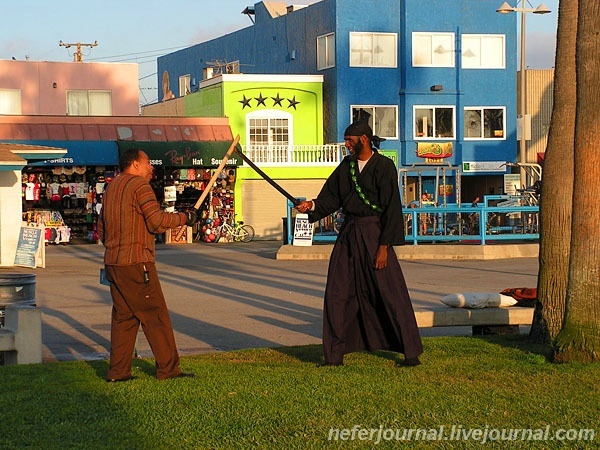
(59, 40, 98, 62)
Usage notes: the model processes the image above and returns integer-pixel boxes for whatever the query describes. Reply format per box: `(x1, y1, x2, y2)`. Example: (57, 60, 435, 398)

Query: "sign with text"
(117, 141, 240, 167)
(379, 150, 398, 167)
(14, 224, 45, 269)
(504, 174, 521, 195)
(462, 161, 507, 173)
(417, 142, 453, 159)
(293, 213, 314, 246)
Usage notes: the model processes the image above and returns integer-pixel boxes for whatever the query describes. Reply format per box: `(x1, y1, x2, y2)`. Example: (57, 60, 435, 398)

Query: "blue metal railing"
(285, 200, 539, 245)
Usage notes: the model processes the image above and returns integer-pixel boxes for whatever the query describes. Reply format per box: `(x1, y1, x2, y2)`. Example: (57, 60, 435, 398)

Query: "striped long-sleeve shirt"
(98, 173, 187, 265)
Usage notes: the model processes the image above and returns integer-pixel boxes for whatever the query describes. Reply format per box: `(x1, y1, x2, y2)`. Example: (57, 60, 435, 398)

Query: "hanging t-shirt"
(25, 182, 35, 200)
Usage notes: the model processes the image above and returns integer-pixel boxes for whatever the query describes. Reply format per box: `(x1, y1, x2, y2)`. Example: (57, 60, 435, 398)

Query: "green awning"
(117, 141, 240, 167)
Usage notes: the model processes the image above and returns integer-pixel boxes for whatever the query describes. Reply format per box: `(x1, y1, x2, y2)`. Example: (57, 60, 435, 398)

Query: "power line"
(139, 72, 157, 81)
(87, 45, 188, 62)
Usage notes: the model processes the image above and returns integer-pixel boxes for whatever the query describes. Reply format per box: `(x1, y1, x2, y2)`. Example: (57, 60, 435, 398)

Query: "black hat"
(344, 120, 373, 139)
(344, 120, 386, 149)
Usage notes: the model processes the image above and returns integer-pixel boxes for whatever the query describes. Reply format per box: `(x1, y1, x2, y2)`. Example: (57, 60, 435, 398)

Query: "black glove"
(185, 210, 198, 227)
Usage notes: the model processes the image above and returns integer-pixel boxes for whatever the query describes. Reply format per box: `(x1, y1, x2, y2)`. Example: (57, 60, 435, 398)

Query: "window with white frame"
(67, 90, 111, 116)
(317, 33, 335, 70)
(247, 110, 293, 163)
(351, 106, 398, 139)
(179, 74, 191, 96)
(461, 34, 505, 69)
(414, 106, 455, 139)
(412, 32, 455, 67)
(464, 107, 505, 139)
(349, 32, 397, 67)
(0, 89, 22, 115)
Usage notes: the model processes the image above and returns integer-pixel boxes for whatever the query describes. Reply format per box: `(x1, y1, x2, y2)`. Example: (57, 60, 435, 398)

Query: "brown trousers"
(105, 263, 181, 380)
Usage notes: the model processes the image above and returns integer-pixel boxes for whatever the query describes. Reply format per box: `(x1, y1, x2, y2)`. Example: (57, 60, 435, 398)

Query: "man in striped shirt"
(98, 149, 197, 382)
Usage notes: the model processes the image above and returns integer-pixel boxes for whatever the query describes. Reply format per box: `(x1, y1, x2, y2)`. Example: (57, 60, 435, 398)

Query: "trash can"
(0, 273, 36, 328)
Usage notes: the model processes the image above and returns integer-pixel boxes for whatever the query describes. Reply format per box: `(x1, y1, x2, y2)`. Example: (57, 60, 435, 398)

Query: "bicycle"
(214, 216, 255, 243)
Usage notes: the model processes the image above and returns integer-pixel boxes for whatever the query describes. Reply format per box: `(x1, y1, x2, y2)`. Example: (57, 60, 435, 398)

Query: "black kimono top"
(310, 151, 406, 246)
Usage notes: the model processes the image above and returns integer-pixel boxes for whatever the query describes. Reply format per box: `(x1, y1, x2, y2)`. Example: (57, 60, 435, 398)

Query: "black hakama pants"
(322, 216, 423, 364)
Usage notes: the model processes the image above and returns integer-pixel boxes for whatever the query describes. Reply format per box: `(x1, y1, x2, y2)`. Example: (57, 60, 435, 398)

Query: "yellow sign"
(417, 142, 453, 159)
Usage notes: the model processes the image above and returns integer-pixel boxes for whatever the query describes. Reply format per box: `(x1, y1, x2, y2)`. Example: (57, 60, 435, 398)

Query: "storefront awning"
(0, 143, 67, 170)
(22, 140, 118, 166)
(0, 116, 234, 168)
(117, 141, 241, 167)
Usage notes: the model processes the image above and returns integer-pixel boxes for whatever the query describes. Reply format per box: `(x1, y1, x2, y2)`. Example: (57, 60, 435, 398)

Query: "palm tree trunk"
(530, 0, 578, 343)
(554, 0, 600, 363)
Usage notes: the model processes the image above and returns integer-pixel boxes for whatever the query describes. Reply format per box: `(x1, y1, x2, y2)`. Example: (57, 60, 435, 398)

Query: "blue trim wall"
(158, 0, 516, 177)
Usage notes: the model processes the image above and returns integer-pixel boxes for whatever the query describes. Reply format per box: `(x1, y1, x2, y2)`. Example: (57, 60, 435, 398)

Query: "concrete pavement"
(2, 241, 538, 362)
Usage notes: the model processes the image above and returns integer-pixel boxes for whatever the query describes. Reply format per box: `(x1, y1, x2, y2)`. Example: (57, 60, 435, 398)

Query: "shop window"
(349, 32, 397, 68)
(317, 32, 335, 70)
(412, 32, 455, 67)
(0, 89, 22, 114)
(67, 90, 112, 116)
(464, 107, 505, 139)
(414, 106, 455, 139)
(351, 106, 398, 139)
(461, 34, 505, 69)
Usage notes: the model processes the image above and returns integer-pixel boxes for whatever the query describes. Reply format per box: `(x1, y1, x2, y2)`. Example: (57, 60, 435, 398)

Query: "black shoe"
(400, 357, 421, 367)
(162, 372, 195, 380)
(106, 375, 138, 383)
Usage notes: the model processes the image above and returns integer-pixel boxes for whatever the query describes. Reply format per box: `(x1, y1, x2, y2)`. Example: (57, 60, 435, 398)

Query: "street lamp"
(497, 1, 551, 188)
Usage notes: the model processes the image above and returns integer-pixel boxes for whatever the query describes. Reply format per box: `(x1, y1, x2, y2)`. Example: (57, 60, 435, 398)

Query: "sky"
(2, 0, 558, 107)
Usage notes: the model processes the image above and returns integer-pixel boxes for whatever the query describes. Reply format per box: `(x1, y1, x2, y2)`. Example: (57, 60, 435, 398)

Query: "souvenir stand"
(21, 165, 116, 244)
(157, 167, 237, 244)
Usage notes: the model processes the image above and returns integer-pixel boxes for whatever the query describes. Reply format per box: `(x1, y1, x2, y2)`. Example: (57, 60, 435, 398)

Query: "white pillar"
(0, 170, 25, 267)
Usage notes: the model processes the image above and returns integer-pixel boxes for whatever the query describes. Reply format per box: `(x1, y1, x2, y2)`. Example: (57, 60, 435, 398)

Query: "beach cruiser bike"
(214, 215, 255, 243)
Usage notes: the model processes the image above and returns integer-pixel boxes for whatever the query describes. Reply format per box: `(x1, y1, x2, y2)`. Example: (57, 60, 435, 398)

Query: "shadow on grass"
(85, 356, 159, 381)
(275, 344, 323, 364)
(473, 334, 553, 361)
(274, 345, 409, 366)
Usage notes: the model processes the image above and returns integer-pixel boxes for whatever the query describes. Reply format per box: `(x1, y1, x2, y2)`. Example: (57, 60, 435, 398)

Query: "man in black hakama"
(296, 121, 423, 366)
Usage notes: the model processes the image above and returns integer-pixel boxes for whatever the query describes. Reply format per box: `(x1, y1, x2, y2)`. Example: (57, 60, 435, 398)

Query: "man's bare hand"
(375, 245, 388, 270)
(295, 200, 313, 213)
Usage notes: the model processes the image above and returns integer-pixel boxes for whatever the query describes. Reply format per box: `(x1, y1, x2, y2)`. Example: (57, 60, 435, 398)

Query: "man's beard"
(352, 139, 366, 157)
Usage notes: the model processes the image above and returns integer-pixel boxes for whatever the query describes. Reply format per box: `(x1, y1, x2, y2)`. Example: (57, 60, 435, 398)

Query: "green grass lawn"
(1, 336, 598, 449)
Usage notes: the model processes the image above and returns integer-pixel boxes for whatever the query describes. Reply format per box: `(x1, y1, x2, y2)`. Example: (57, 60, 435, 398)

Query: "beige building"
(518, 68, 554, 165)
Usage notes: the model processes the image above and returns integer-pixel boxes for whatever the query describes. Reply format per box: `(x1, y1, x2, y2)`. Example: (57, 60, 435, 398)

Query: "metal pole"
(519, 4, 527, 188)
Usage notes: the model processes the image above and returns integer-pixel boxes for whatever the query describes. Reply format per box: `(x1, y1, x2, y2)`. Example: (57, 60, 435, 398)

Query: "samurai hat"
(344, 120, 373, 139)
(344, 120, 386, 149)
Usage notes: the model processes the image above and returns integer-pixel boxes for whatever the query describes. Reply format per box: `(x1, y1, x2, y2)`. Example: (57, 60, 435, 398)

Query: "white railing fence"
(241, 144, 343, 166)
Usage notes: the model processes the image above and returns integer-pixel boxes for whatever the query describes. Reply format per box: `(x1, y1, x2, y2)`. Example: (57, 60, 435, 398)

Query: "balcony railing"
(240, 144, 344, 166)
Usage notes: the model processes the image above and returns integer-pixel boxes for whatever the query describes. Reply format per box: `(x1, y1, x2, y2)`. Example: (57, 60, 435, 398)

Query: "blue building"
(158, 0, 517, 203)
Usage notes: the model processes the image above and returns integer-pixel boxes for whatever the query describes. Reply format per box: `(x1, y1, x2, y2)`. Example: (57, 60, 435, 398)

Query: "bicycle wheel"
(235, 224, 255, 243)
